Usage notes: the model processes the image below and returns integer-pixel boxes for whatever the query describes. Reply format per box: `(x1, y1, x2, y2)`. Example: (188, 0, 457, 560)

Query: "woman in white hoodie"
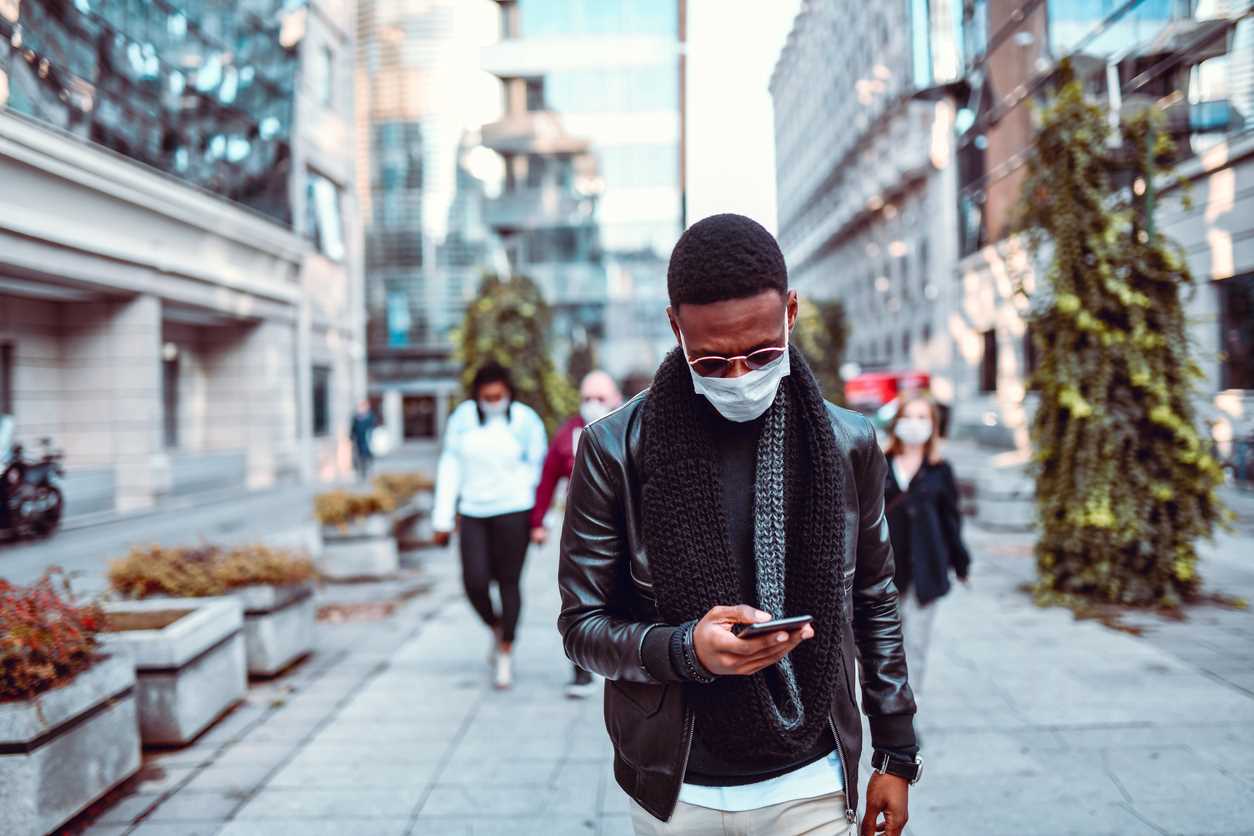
(432, 363, 547, 689)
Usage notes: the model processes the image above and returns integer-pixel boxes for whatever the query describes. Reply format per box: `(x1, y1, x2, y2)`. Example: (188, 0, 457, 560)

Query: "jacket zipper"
(672, 707, 696, 810)
(829, 714, 856, 824)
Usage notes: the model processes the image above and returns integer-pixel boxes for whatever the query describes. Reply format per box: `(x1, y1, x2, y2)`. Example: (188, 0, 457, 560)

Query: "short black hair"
(471, 362, 514, 424)
(667, 213, 788, 307)
(471, 361, 514, 398)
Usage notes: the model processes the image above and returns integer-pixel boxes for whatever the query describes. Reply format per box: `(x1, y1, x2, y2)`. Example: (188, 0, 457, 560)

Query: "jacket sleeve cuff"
(869, 714, 919, 756)
(641, 625, 684, 682)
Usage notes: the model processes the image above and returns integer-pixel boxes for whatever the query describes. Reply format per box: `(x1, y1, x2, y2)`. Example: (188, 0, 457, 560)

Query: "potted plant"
(372, 471, 436, 549)
(314, 489, 399, 579)
(1, 572, 140, 836)
(108, 545, 318, 678)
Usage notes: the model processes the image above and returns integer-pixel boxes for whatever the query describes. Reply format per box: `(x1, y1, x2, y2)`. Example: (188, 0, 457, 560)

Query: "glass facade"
(0, 0, 301, 224)
(518, 0, 677, 38)
(543, 65, 679, 113)
(1047, 0, 1176, 58)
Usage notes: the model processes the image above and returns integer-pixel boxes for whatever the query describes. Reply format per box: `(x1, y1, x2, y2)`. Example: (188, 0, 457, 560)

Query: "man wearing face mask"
(558, 214, 920, 836)
(433, 362, 547, 690)
(531, 370, 624, 699)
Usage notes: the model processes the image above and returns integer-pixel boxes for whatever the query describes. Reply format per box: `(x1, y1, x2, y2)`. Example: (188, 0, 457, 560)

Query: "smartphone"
(733, 614, 814, 640)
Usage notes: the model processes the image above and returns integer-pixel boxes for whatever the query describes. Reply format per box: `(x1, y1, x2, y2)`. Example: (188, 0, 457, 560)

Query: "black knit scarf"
(640, 345, 846, 765)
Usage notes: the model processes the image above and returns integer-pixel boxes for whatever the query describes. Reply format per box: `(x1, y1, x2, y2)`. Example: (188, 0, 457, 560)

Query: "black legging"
(459, 510, 530, 644)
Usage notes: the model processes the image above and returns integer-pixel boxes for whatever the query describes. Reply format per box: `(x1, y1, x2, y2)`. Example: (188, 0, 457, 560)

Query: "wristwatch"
(872, 750, 924, 784)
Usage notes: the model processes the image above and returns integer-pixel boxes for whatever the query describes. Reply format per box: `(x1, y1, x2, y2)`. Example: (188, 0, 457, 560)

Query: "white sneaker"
(494, 652, 513, 690)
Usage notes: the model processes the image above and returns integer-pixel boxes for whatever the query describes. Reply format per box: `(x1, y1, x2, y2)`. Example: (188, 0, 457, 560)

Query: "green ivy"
(454, 273, 579, 435)
(1014, 66, 1223, 608)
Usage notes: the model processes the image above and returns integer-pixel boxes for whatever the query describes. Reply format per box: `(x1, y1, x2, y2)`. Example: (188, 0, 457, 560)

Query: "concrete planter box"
(0, 656, 140, 836)
(99, 597, 246, 746)
(232, 582, 316, 677)
(319, 514, 398, 580)
(391, 491, 435, 549)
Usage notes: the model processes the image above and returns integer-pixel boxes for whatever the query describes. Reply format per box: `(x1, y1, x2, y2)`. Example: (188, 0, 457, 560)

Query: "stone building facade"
(0, 1, 365, 517)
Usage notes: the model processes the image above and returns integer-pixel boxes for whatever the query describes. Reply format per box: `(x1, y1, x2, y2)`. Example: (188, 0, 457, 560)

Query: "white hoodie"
(431, 399, 547, 532)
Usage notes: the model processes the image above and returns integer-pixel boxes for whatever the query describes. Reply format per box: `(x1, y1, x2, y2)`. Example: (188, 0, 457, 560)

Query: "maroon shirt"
(530, 415, 585, 529)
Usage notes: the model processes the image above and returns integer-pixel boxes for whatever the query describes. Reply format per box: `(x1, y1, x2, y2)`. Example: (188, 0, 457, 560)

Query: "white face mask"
(895, 417, 933, 446)
(680, 316, 791, 423)
(479, 398, 510, 419)
(580, 399, 612, 424)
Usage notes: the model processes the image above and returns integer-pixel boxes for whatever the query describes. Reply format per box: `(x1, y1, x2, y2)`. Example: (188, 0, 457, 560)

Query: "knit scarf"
(641, 345, 846, 765)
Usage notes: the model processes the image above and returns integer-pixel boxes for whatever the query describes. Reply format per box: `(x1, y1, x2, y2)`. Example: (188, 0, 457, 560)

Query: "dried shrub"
(313, 489, 395, 527)
(371, 471, 434, 508)
(1, 570, 102, 701)
(108, 545, 316, 599)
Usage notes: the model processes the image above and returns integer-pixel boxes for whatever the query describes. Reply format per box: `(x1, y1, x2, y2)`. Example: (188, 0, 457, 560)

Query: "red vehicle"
(844, 371, 935, 437)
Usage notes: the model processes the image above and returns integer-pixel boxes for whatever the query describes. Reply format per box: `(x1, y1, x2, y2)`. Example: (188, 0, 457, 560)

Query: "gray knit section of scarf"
(753, 389, 805, 731)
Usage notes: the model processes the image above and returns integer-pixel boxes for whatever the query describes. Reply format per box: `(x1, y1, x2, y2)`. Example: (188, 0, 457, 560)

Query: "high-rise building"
(771, 0, 966, 405)
(949, 0, 1254, 449)
(356, 0, 505, 444)
(482, 0, 687, 378)
(0, 0, 365, 515)
(773, 0, 1254, 452)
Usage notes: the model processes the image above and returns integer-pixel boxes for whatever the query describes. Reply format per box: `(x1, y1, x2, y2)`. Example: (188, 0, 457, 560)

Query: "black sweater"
(641, 408, 835, 786)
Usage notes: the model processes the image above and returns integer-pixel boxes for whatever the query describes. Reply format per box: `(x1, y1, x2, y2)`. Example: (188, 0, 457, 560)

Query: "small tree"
(456, 274, 578, 434)
(795, 297, 849, 405)
(1015, 69, 1224, 607)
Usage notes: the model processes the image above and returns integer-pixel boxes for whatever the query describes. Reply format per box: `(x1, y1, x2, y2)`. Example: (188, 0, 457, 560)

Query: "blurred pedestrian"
(531, 369, 624, 699)
(432, 362, 547, 690)
(349, 399, 377, 481)
(883, 393, 971, 694)
(558, 214, 919, 836)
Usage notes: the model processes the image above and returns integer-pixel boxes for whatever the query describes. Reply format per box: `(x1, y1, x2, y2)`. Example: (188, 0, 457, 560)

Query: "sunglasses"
(685, 345, 788, 378)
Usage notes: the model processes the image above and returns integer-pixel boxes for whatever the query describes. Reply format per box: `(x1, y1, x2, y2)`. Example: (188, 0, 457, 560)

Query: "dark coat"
(884, 456, 971, 606)
(557, 392, 916, 823)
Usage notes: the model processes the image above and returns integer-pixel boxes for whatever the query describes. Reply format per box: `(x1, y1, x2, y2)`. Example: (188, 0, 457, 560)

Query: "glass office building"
(483, 0, 686, 376)
(0, 0, 301, 225)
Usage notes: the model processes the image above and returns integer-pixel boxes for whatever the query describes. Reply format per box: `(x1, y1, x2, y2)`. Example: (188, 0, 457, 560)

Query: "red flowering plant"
(0, 570, 103, 701)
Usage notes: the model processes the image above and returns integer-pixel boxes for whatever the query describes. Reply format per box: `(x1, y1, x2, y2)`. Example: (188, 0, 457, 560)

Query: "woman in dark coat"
(883, 392, 971, 693)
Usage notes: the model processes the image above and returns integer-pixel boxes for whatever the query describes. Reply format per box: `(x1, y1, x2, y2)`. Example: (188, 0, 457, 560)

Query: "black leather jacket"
(557, 392, 917, 823)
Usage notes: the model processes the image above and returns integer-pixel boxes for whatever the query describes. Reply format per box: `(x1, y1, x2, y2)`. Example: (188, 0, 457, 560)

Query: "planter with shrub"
(97, 596, 245, 746)
(373, 471, 436, 549)
(109, 545, 317, 678)
(314, 490, 398, 579)
(0, 573, 140, 836)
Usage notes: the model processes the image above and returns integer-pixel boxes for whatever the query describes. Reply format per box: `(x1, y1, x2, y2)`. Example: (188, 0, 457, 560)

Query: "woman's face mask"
(479, 398, 510, 419)
(680, 313, 791, 423)
(895, 417, 933, 446)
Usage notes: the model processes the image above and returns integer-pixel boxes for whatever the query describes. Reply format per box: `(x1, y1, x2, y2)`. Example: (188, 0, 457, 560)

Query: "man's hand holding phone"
(692, 605, 814, 677)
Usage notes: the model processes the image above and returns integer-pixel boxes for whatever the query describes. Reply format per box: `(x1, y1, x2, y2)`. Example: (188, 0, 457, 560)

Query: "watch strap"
(872, 750, 923, 784)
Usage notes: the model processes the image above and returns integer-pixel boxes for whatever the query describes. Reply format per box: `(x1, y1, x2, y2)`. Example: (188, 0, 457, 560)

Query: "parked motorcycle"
(0, 414, 65, 540)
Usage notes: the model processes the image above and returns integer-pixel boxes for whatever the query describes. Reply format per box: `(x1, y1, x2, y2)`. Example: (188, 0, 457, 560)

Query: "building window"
(1024, 324, 1040, 380)
(402, 395, 438, 440)
(306, 171, 346, 261)
(315, 44, 334, 106)
(0, 342, 13, 415)
(525, 77, 546, 112)
(902, 331, 912, 357)
(922, 322, 932, 344)
(162, 350, 180, 449)
(980, 329, 998, 393)
(1220, 273, 1254, 390)
(312, 365, 332, 437)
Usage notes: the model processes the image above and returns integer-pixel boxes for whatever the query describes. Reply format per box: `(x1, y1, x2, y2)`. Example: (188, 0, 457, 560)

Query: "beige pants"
(630, 792, 854, 836)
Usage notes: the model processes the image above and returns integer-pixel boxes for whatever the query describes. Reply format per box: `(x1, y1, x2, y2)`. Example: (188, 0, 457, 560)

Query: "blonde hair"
(886, 392, 943, 464)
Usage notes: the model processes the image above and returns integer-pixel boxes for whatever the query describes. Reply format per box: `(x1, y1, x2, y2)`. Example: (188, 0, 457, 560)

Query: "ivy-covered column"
(1015, 69, 1225, 607)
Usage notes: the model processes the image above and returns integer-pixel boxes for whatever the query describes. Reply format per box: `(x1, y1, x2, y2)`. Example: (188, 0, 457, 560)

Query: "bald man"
(532, 369, 624, 698)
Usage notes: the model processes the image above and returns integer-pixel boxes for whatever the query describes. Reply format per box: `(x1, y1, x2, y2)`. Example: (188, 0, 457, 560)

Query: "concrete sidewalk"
(76, 525, 1254, 836)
